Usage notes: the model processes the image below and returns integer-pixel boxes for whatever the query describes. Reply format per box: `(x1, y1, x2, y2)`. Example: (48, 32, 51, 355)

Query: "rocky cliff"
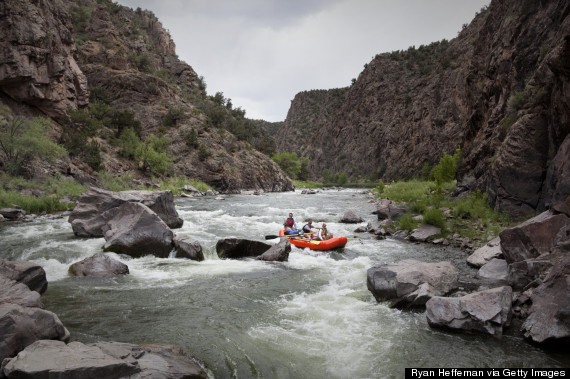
(277, 0, 570, 217)
(0, 0, 292, 193)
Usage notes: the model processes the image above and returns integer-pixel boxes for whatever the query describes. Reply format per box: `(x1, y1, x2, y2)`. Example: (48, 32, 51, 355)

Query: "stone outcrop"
(476, 258, 509, 283)
(173, 235, 204, 261)
(276, 0, 570, 218)
(426, 286, 513, 337)
(216, 238, 271, 259)
(68, 187, 183, 237)
(68, 254, 129, 277)
(499, 210, 570, 263)
(374, 199, 408, 221)
(256, 239, 291, 262)
(102, 202, 174, 258)
(0, 0, 88, 118)
(366, 259, 459, 308)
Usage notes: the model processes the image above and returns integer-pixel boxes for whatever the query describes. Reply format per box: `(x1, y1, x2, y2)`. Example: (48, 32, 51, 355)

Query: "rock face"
(68, 187, 183, 237)
(68, 254, 129, 277)
(102, 202, 174, 258)
(173, 235, 204, 261)
(0, 0, 88, 118)
(276, 0, 570, 218)
(256, 239, 291, 262)
(426, 286, 513, 337)
(216, 238, 271, 259)
(366, 259, 459, 308)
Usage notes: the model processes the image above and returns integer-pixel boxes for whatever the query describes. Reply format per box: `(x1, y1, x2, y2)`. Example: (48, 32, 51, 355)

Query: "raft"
(279, 229, 347, 251)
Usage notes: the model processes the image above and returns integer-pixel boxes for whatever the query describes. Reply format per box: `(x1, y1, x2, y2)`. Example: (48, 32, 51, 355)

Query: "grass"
(375, 179, 512, 245)
(0, 174, 86, 214)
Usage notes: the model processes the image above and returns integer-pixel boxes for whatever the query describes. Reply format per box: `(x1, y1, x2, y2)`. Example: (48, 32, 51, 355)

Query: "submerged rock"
(173, 235, 204, 261)
(256, 239, 291, 262)
(68, 254, 129, 277)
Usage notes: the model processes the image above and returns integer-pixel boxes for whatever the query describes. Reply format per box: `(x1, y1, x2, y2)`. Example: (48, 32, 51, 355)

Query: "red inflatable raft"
(279, 230, 347, 251)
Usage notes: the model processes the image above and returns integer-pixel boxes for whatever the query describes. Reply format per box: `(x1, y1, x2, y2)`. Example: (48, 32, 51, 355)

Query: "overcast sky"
(115, 0, 490, 122)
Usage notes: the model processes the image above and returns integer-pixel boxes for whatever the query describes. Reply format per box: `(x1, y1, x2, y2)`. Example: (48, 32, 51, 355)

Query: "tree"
(118, 127, 140, 159)
(431, 147, 461, 185)
(272, 152, 300, 179)
(0, 116, 67, 174)
(134, 135, 172, 175)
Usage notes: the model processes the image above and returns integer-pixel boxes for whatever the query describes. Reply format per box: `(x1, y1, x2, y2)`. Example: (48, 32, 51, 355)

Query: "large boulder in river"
(0, 304, 70, 362)
(499, 210, 570, 263)
(340, 210, 363, 223)
(256, 239, 291, 262)
(367, 259, 459, 308)
(102, 202, 174, 258)
(1, 340, 209, 379)
(68, 254, 129, 277)
(173, 235, 204, 261)
(426, 286, 513, 337)
(409, 225, 441, 242)
(68, 187, 183, 237)
(0, 260, 48, 294)
(216, 238, 271, 259)
(0, 276, 42, 308)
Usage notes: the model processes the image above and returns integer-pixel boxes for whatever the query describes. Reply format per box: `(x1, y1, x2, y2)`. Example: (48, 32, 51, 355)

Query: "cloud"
(115, 0, 489, 121)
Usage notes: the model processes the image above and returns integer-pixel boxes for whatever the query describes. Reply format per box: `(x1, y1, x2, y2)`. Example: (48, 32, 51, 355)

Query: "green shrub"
(96, 171, 136, 192)
(0, 116, 67, 175)
(398, 214, 417, 231)
(185, 128, 199, 148)
(423, 208, 446, 230)
(135, 135, 172, 176)
(507, 91, 527, 114)
(161, 107, 187, 127)
(118, 127, 141, 159)
(431, 147, 461, 185)
(198, 144, 211, 161)
(374, 180, 385, 195)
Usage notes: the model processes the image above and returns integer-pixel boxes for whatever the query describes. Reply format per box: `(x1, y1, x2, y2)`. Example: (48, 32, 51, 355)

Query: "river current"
(0, 189, 567, 378)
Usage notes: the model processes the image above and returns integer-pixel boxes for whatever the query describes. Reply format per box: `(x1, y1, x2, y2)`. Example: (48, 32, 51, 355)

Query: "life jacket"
(319, 227, 328, 239)
(285, 218, 295, 227)
(302, 223, 312, 232)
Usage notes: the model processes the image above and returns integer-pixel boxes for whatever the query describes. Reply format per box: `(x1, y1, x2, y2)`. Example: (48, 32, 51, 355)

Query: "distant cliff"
(0, 0, 292, 193)
(277, 0, 570, 217)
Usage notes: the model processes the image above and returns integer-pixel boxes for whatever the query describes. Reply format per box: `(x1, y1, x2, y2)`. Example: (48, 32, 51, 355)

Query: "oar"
(264, 232, 313, 240)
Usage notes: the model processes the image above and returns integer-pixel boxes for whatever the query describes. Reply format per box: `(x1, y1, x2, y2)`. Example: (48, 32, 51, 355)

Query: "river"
(0, 189, 567, 378)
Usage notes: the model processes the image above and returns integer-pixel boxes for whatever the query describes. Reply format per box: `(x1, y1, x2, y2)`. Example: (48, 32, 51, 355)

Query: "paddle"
(264, 232, 314, 240)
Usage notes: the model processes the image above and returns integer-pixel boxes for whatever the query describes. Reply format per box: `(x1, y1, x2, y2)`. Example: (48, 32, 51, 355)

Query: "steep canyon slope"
(0, 0, 292, 193)
(277, 0, 570, 217)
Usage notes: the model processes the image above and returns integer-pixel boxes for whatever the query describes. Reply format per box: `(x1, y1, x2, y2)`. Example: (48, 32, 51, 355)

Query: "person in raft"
(283, 212, 298, 231)
(316, 223, 333, 240)
(302, 219, 317, 237)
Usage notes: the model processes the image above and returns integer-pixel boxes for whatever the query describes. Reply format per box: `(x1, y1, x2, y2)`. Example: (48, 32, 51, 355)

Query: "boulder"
(466, 237, 502, 268)
(0, 208, 26, 220)
(102, 202, 174, 258)
(1, 340, 209, 379)
(476, 258, 509, 282)
(508, 257, 553, 291)
(216, 238, 271, 259)
(173, 236, 204, 261)
(366, 259, 459, 308)
(521, 254, 570, 344)
(68, 254, 129, 277)
(425, 286, 513, 337)
(256, 239, 291, 262)
(0, 276, 42, 308)
(0, 260, 48, 294)
(180, 185, 203, 196)
(0, 304, 70, 362)
(340, 210, 363, 223)
(499, 210, 570, 263)
(2, 340, 140, 379)
(375, 199, 407, 220)
(68, 187, 183, 237)
(409, 225, 441, 242)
